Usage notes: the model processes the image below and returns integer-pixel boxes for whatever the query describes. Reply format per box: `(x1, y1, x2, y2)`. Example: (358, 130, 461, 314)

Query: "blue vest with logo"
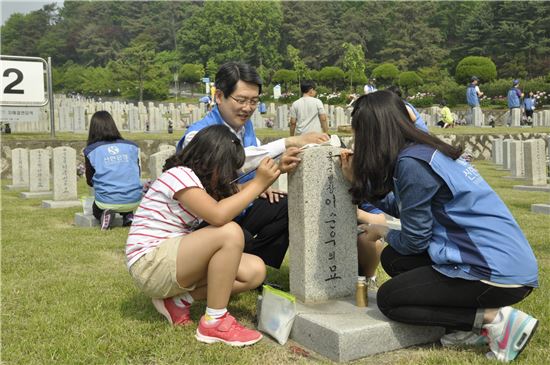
(404, 101, 429, 133)
(507, 87, 521, 108)
(393, 144, 538, 287)
(177, 106, 258, 183)
(466, 83, 479, 107)
(523, 97, 535, 111)
(84, 140, 142, 205)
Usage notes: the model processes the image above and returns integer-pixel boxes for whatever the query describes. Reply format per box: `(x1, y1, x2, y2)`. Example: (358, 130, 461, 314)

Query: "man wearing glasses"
(176, 61, 329, 269)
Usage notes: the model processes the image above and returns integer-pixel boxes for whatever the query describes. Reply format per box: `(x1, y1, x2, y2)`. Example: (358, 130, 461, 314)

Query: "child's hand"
(255, 157, 281, 187)
(339, 149, 354, 182)
(279, 147, 301, 173)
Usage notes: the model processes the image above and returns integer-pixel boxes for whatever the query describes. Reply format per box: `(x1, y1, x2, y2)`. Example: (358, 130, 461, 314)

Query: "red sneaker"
(152, 298, 192, 326)
(195, 313, 262, 346)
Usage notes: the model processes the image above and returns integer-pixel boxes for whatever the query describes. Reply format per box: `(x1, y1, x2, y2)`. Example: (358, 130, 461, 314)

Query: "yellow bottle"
(356, 276, 367, 307)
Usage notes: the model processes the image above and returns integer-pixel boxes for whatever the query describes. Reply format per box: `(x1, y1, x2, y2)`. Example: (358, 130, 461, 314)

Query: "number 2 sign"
(0, 58, 47, 105)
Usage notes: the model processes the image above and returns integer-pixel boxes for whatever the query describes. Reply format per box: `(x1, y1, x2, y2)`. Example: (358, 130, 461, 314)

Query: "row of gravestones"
(491, 137, 550, 215)
(8, 95, 207, 134)
(7, 144, 179, 208)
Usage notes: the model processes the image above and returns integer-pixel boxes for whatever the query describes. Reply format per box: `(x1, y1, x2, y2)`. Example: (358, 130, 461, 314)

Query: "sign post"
(0, 55, 53, 137)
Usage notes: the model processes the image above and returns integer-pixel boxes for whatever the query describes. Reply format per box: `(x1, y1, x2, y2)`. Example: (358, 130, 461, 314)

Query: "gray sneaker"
(440, 330, 488, 347)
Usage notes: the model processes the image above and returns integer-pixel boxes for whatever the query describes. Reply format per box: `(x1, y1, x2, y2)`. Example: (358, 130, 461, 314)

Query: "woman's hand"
(358, 223, 389, 239)
(339, 149, 354, 182)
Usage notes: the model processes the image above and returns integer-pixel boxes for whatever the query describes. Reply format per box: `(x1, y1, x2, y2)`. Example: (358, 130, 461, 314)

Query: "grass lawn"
(1, 161, 549, 364)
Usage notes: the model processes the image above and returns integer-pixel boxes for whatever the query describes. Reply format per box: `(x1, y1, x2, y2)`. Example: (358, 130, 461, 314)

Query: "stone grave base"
(531, 204, 550, 215)
(513, 185, 550, 193)
(42, 200, 81, 208)
(288, 294, 444, 362)
(20, 191, 52, 199)
(5, 184, 27, 191)
(74, 212, 123, 227)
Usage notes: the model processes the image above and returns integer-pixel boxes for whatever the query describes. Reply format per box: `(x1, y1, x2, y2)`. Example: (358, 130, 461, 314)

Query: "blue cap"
(471, 76, 479, 81)
(513, 79, 520, 86)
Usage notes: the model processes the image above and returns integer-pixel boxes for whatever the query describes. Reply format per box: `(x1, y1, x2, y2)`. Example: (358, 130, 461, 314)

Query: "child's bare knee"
(221, 222, 244, 248)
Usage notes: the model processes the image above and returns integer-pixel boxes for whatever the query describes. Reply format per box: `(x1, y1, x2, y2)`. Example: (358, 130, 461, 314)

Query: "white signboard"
(273, 84, 282, 100)
(1, 106, 41, 122)
(0, 60, 46, 104)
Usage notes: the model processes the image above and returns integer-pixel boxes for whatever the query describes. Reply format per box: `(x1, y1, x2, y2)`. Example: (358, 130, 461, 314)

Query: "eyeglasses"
(229, 95, 260, 107)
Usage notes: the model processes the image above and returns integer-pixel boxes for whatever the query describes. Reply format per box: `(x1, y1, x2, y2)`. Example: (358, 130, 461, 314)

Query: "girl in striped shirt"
(126, 125, 280, 346)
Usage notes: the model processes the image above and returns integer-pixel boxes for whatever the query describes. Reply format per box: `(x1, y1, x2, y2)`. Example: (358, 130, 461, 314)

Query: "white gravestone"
(7, 148, 30, 190)
(42, 147, 80, 208)
(492, 138, 503, 165)
(509, 140, 524, 178)
(148, 149, 175, 180)
(288, 146, 357, 303)
(523, 139, 546, 185)
(21, 149, 52, 199)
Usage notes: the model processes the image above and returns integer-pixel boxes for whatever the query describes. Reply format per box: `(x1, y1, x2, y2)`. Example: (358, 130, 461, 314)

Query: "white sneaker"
(367, 277, 378, 292)
(483, 306, 538, 362)
(440, 330, 488, 347)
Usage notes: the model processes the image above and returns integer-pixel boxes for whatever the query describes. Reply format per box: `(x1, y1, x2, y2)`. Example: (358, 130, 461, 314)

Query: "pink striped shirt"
(126, 166, 204, 268)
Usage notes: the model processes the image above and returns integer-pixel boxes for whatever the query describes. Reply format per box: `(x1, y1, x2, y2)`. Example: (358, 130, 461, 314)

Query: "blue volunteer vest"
(84, 140, 142, 205)
(404, 101, 429, 133)
(507, 88, 521, 108)
(394, 144, 538, 287)
(523, 97, 535, 111)
(466, 84, 479, 107)
(177, 106, 258, 183)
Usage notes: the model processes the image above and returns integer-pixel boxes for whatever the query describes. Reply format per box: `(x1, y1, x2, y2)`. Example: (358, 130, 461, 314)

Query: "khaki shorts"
(129, 236, 196, 298)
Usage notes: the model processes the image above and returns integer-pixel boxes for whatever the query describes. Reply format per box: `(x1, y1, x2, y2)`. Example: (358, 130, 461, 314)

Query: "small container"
(81, 196, 94, 215)
(356, 276, 367, 307)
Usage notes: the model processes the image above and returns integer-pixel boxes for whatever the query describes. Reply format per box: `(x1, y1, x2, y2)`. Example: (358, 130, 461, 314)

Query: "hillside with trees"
(2, 1, 549, 104)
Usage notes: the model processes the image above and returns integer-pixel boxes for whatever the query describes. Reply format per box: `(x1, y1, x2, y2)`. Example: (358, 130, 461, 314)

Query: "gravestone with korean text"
(7, 148, 30, 190)
(21, 149, 52, 199)
(288, 146, 357, 303)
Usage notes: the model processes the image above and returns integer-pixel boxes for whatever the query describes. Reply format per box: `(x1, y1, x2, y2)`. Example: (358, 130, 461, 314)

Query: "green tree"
(372, 63, 399, 87)
(272, 69, 297, 92)
(180, 64, 205, 96)
(287, 45, 308, 86)
(206, 58, 219, 80)
(319, 66, 345, 92)
(109, 39, 157, 101)
(398, 71, 423, 95)
(455, 56, 497, 85)
(178, 2, 283, 68)
(341, 42, 366, 91)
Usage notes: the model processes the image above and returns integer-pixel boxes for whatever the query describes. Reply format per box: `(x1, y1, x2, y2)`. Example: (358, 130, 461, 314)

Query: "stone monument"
(42, 147, 80, 208)
(21, 149, 52, 199)
(286, 146, 443, 362)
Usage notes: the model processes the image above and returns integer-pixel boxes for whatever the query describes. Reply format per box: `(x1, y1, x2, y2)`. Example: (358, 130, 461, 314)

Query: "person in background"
(507, 79, 524, 126)
(387, 86, 429, 133)
(84, 111, 142, 230)
(364, 78, 377, 94)
(341, 91, 539, 363)
(127, 125, 279, 346)
(523, 91, 536, 125)
(437, 100, 454, 128)
(466, 76, 483, 124)
(289, 80, 328, 136)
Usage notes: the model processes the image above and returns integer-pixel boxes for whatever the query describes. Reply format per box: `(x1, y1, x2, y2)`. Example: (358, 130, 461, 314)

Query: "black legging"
(92, 201, 133, 221)
(377, 246, 532, 331)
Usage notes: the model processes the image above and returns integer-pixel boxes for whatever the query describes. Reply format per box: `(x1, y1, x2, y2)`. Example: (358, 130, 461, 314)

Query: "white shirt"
(126, 166, 203, 268)
(182, 122, 286, 173)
